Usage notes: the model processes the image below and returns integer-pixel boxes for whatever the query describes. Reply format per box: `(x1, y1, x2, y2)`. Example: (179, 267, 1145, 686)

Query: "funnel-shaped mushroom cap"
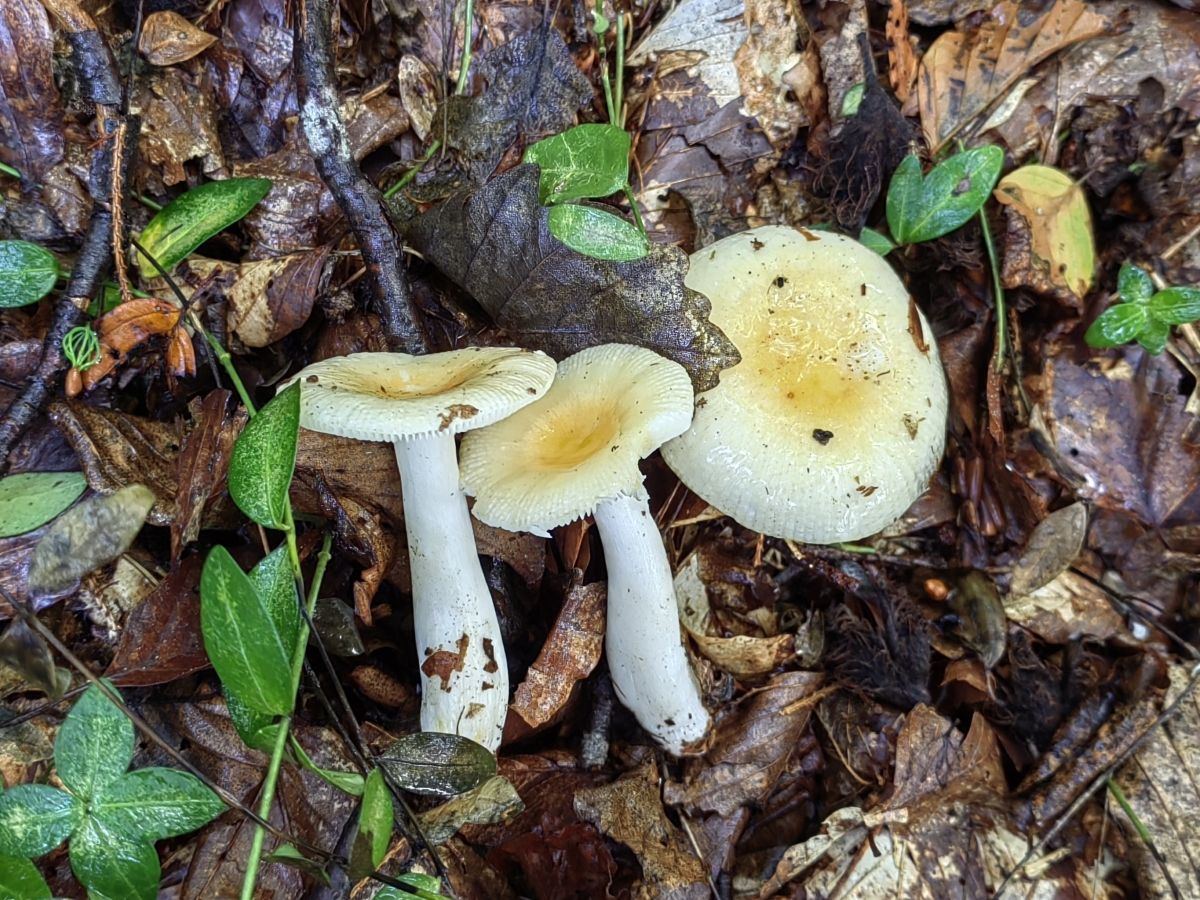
(280, 347, 557, 441)
(661, 226, 948, 543)
(460, 344, 693, 532)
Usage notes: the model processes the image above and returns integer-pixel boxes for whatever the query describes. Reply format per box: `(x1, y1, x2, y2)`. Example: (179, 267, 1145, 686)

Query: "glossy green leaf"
(1117, 263, 1154, 304)
(0, 854, 51, 898)
(887, 146, 1005, 245)
(135, 177, 271, 275)
(1149, 286, 1200, 325)
(858, 226, 896, 257)
(91, 768, 224, 842)
(548, 205, 649, 262)
(0, 472, 86, 538)
(1137, 316, 1171, 355)
(377, 873, 450, 899)
(376, 733, 496, 798)
(0, 241, 59, 309)
(840, 82, 864, 117)
(290, 736, 364, 796)
(26, 484, 155, 599)
(228, 382, 299, 530)
(1084, 303, 1149, 349)
(200, 546, 293, 716)
(69, 817, 159, 900)
(524, 124, 631, 204)
(350, 768, 393, 881)
(226, 691, 279, 751)
(0, 785, 81, 857)
(55, 684, 134, 802)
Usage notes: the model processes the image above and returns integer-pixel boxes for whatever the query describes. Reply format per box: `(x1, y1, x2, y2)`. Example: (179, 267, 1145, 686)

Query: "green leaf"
(1084, 303, 1149, 349)
(0, 854, 51, 898)
(548, 205, 649, 262)
(200, 546, 293, 716)
(290, 736, 364, 796)
(91, 769, 224, 842)
(55, 684, 134, 802)
(26, 484, 156, 600)
(0, 472, 86, 538)
(887, 146, 1005, 245)
(248, 544, 301, 660)
(1149, 286, 1200, 325)
(377, 874, 450, 899)
(1137, 316, 1171, 355)
(1117, 263, 1154, 304)
(840, 82, 864, 117)
(225, 691, 279, 751)
(135, 177, 271, 276)
(0, 241, 59, 309)
(350, 769, 393, 881)
(858, 226, 896, 257)
(228, 382, 300, 530)
(69, 817, 159, 900)
(376, 733, 496, 798)
(0, 785, 82, 857)
(524, 124, 631, 204)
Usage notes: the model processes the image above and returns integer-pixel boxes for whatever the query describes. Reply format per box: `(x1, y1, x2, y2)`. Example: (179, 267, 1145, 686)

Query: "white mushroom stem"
(592, 493, 710, 754)
(394, 433, 508, 751)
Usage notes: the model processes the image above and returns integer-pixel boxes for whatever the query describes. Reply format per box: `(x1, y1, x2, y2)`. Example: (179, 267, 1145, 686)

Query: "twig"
(0, 0, 133, 470)
(294, 0, 427, 354)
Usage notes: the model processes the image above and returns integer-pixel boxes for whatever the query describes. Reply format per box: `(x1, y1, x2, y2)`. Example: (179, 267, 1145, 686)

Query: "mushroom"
(281, 348, 557, 751)
(459, 344, 711, 754)
(661, 225, 948, 543)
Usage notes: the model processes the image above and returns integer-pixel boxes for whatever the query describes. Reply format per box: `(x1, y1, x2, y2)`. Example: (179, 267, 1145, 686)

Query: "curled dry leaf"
(27, 484, 156, 599)
(418, 775, 524, 846)
(172, 390, 244, 560)
(139, 11, 217, 66)
(226, 248, 329, 347)
(1005, 569, 1125, 644)
(72, 298, 193, 394)
(397, 56, 438, 141)
(1009, 501, 1088, 596)
(511, 581, 605, 729)
(401, 165, 740, 392)
(917, 0, 1112, 152)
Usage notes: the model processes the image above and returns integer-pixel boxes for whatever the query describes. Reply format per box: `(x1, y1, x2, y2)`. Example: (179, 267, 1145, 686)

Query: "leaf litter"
(2, 0, 1200, 895)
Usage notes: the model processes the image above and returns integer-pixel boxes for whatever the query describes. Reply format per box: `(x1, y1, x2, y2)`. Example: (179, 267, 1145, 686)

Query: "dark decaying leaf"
(0, 0, 64, 180)
(1009, 502, 1088, 596)
(172, 390, 245, 561)
(107, 556, 208, 687)
(402, 165, 740, 391)
(441, 25, 592, 178)
(418, 775, 524, 846)
(225, 248, 329, 348)
(27, 485, 156, 600)
(0, 619, 68, 698)
(377, 732, 497, 798)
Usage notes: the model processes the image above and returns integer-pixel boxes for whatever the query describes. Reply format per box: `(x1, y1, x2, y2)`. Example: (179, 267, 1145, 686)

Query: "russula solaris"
(459, 344, 711, 754)
(281, 348, 557, 751)
(661, 225, 949, 543)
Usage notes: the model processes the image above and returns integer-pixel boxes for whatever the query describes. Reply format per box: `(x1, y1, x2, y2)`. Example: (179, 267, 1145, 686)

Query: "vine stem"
(239, 531, 333, 899)
(978, 207, 1006, 372)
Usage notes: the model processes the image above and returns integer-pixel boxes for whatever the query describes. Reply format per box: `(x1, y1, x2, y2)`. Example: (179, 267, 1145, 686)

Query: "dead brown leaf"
(136, 68, 225, 187)
(139, 11, 218, 66)
(0, 0, 64, 180)
(665, 671, 824, 817)
(917, 0, 1113, 152)
(107, 556, 208, 686)
(226, 248, 329, 347)
(172, 390, 244, 560)
(886, 0, 917, 105)
(1006, 569, 1126, 644)
(511, 581, 605, 729)
(575, 761, 709, 900)
(74, 298, 192, 393)
(1009, 501, 1088, 597)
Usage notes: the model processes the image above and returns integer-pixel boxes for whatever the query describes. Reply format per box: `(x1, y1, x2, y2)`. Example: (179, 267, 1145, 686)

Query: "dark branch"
(294, 0, 427, 355)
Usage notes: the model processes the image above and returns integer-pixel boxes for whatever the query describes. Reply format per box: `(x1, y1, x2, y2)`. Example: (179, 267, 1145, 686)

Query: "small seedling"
(61, 325, 101, 372)
(0, 683, 224, 900)
(1085, 263, 1200, 354)
(882, 145, 1005, 249)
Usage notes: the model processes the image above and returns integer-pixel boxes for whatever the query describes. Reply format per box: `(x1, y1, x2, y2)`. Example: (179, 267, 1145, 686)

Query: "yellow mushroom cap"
(660, 226, 949, 543)
(460, 344, 694, 533)
(279, 347, 557, 441)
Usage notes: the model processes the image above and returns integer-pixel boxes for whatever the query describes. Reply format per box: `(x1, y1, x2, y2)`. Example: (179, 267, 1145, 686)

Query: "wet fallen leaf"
(397, 55, 438, 141)
(139, 10, 217, 65)
(106, 556, 208, 687)
(917, 0, 1112, 152)
(377, 732, 497, 798)
(172, 390, 244, 560)
(49, 400, 182, 526)
(26, 484, 156, 600)
(511, 581, 605, 728)
(575, 760, 709, 900)
(76, 298, 189, 393)
(945, 571, 1007, 669)
(401, 164, 740, 391)
(418, 775, 524, 845)
(0, 0, 64, 180)
(136, 68, 225, 188)
(0, 471, 86, 538)
(1009, 501, 1088, 596)
(995, 164, 1096, 301)
(0, 619, 68, 697)
(1006, 570, 1125, 644)
(442, 25, 592, 178)
(225, 249, 328, 348)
